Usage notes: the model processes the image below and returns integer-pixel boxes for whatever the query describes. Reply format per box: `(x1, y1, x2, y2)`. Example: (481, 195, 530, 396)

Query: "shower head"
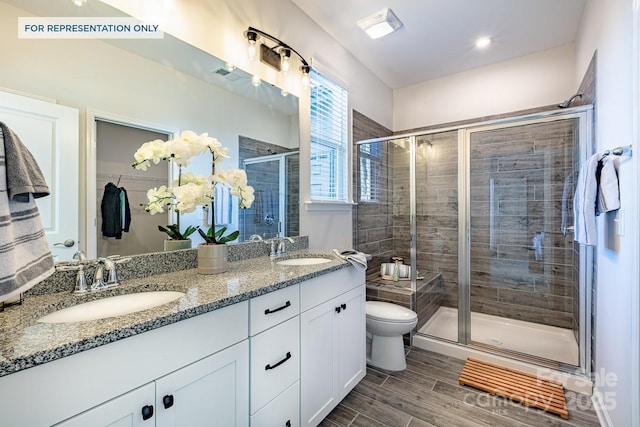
(558, 93, 583, 108)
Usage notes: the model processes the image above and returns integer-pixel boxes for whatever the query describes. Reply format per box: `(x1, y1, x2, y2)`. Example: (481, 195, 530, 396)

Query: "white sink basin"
(276, 257, 332, 266)
(38, 291, 185, 324)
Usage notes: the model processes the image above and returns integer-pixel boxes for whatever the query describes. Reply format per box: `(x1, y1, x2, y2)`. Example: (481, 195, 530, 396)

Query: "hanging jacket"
(101, 182, 122, 238)
(120, 187, 131, 232)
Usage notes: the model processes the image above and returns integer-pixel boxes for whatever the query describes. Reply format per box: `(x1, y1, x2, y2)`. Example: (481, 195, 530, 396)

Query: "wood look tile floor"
(320, 347, 601, 427)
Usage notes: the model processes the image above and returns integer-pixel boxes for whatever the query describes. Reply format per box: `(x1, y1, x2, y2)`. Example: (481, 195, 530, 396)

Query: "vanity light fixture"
(357, 8, 403, 40)
(72, 0, 87, 6)
(244, 26, 311, 89)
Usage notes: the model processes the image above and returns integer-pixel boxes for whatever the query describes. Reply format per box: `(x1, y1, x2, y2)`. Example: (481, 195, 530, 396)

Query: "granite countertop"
(0, 250, 349, 377)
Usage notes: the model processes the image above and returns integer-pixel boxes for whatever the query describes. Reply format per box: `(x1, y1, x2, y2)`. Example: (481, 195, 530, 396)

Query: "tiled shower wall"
(352, 110, 393, 273)
(467, 120, 576, 329)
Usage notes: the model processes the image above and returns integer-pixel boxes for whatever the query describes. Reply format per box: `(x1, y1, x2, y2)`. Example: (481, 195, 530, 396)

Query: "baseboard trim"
(592, 387, 613, 427)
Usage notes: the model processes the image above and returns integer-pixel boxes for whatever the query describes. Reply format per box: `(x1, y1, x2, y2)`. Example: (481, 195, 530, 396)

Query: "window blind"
(310, 70, 348, 201)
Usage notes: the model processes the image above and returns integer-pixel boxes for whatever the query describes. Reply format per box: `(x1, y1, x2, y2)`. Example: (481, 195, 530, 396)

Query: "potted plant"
(132, 130, 254, 269)
(196, 158, 254, 274)
(158, 224, 199, 251)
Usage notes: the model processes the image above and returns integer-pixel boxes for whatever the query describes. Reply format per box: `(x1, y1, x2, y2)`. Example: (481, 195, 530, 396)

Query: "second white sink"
(276, 257, 333, 266)
(38, 291, 185, 324)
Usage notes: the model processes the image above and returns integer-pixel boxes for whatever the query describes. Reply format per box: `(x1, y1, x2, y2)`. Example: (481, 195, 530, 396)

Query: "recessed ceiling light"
(357, 8, 403, 40)
(475, 36, 492, 49)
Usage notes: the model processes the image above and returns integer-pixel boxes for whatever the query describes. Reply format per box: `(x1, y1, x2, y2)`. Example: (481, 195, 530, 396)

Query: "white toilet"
(365, 301, 418, 371)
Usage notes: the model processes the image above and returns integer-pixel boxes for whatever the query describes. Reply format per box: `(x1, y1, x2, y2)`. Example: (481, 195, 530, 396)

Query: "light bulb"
(248, 43, 257, 61)
(72, 0, 87, 6)
(281, 88, 288, 97)
(225, 62, 235, 72)
(246, 30, 258, 61)
(281, 49, 291, 74)
(251, 75, 261, 87)
(300, 65, 311, 90)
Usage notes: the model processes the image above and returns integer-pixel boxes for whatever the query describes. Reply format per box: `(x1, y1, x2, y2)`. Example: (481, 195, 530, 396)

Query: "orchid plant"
(132, 130, 254, 243)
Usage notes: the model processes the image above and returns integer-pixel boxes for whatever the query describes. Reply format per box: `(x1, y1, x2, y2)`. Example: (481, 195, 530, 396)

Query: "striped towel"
(0, 123, 54, 302)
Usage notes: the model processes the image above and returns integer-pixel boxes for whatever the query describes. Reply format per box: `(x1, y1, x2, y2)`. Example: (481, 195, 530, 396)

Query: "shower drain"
(486, 337, 503, 346)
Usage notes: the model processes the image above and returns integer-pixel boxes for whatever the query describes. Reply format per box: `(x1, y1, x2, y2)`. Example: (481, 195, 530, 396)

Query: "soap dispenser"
(392, 257, 401, 282)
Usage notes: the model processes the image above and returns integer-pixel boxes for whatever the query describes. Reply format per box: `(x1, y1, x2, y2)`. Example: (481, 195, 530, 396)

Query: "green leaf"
(218, 230, 239, 244)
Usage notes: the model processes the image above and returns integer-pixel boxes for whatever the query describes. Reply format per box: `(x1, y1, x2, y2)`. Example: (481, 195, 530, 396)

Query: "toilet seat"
(366, 301, 417, 323)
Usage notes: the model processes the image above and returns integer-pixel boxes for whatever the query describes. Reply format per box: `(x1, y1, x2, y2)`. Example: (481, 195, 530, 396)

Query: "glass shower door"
(466, 118, 581, 366)
(413, 131, 459, 342)
(241, 158, 282, 240)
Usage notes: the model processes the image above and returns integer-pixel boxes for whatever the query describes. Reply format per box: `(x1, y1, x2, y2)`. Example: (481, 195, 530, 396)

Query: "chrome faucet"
(277, 236, 294, 256)
(91, 257, 129, 290)
(266, 236, 294, 258)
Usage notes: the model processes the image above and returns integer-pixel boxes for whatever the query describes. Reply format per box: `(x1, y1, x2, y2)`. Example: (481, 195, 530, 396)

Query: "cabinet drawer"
(250, 381, 299, 427)
(250, 316, 300, 413)
(250, 284, 299, 336)
(300, 267, 365, 312)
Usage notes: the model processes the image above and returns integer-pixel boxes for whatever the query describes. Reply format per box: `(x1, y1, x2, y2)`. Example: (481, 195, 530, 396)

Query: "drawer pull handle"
(341, 303, 347, 311)
(265, 351, 292, 370)
(286, 420, 291, 427)
(335, 305, 341, 313)
(141, 405, 154, 421)
(265, 300, 291, 315)
(163, 394, 174, 409)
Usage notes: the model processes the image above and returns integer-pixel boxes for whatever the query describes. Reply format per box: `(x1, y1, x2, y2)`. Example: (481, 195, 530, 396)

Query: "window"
(358, 143, 383, 202)
(310, 69, 349, 201)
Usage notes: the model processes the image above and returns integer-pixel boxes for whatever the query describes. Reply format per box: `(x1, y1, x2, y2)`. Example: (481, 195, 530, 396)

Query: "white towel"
(596, 157, 620, 215)
(574, 153, 599, 245)
(0, 124, 55, 302)
(560, 174, 572, 235)
(333, 249, 368, 272)
(214, 184, 230, 225)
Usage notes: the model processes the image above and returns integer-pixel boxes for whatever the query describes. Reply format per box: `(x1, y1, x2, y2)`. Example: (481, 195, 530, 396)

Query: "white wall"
(0, 0, 297, 253)
(575, 1, 638, 425)
(102, 0, 394, 250)
(393, 44, 576, 131)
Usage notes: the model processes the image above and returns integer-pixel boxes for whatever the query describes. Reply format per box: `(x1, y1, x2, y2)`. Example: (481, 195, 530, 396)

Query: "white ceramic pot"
(163, 239, 192, 251)
(197, 243, 228, 274)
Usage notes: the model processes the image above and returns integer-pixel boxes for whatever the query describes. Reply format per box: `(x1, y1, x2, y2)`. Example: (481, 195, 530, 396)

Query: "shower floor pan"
(419, 307, 579, 366)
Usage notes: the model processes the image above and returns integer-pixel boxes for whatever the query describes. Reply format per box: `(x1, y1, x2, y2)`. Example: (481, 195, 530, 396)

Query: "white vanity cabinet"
(249, 284, 300, 427)
(300, 268, 366, 427)
(56, 340, 249, 427)
(0, 302, 250, 427)
(0, 265, 366, 427)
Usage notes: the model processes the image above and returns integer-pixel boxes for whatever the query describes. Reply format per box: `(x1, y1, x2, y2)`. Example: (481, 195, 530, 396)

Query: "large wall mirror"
(0, 0, 300, 261)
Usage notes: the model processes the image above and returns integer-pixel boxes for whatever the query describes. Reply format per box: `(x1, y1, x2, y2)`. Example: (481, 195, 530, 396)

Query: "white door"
(155, 340, 250, 427)
(335, 285, 366, 400)
(300, 298, 338, 427)
(54, 383, 155, 427)
(0, 90, 79, 261)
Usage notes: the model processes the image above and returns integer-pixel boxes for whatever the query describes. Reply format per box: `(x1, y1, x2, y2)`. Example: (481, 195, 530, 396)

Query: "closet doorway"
(86, 112, 177, 259)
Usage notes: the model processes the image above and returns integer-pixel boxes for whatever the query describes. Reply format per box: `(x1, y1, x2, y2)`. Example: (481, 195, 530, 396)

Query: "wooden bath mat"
(458, 358, 568, 419)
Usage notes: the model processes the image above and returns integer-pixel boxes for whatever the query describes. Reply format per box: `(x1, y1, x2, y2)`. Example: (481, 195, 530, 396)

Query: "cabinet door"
(300, 298, 338, 427)
(335, 285, 366, 400)
(55, 383, 155, 427)
(155, 340, 249, 427)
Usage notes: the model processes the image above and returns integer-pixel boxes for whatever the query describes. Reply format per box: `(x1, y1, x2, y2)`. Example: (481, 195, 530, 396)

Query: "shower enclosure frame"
(242, 151, 299, 239)
(356, 105, 594, 378)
